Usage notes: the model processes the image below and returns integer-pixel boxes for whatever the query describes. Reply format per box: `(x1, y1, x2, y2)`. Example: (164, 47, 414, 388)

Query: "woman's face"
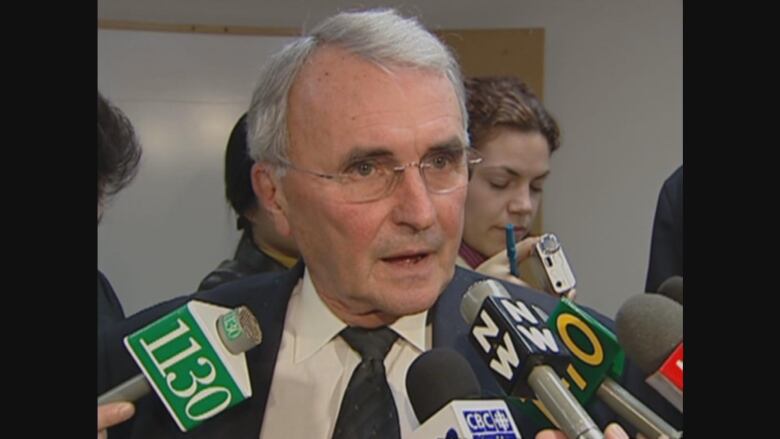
(463, 126, 551, 258)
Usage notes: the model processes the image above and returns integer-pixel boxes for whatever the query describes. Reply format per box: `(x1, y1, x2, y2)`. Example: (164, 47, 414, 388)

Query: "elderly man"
(98, 9, 680, 439)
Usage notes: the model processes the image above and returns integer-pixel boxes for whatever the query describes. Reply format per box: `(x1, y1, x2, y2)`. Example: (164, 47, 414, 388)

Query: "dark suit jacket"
(99, 263, 682, 438)
(197, 230, 289, 292)
(645, 166, 683, 293)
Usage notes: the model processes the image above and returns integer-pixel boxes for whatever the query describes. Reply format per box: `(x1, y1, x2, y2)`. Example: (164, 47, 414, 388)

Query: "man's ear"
(251, 162, 291, 237)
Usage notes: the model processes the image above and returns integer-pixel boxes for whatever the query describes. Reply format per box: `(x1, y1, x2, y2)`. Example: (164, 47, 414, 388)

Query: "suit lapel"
(184, 262, 305, 438)
(431, 267, 560, 399)
(431, 267, 503, 395)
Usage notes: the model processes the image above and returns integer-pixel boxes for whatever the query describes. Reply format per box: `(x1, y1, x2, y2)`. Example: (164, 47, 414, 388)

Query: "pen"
(506, 224, 520, 276)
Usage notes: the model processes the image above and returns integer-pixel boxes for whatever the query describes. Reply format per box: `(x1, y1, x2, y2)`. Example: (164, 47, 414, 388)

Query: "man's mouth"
(381, 251, 431, 265)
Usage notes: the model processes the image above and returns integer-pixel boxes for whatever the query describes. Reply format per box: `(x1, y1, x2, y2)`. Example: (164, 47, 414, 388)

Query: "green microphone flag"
(123, 301, 258, 432)
(509, 298, 624, 428)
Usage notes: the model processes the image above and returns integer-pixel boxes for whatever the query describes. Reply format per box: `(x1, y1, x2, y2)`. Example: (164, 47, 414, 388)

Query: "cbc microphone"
(656, 276, 683, 305)
(460, 279, 603, 439)
(406, 348, 521, 438)
(616, 294, 683, 413)
(544, 298, 682, 439)
(98, 302, 262, 432)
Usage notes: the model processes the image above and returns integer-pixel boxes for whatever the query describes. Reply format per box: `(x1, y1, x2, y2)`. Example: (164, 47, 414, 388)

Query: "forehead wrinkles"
(293, 46, 457, 116)
(289, 46, 386, 113)
(288, 48, 461, 159)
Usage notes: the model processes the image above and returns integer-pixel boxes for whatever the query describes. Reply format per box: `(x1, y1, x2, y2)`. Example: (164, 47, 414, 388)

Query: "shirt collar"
(294, 267, 428, 363)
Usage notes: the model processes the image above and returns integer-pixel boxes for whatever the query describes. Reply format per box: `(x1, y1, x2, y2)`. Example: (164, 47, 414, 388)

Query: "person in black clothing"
(97, 91, 142, 328)
(197, 113, 299, 291)
(97, 90, 142, 436)
(645, 165, 683, 293)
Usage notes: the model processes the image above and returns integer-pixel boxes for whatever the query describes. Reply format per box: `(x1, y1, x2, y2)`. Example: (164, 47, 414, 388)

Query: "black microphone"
(656, 276, 683, 305)
(407, 348, 481, 422)
(98, 302, 262, 432)
(616, 294, 683, 413)
(460, 279, 603, 439)
(406, 348, 521, 438)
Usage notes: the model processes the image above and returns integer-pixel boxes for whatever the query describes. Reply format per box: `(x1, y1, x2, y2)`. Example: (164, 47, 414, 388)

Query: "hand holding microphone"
(98, 301, 262, 432)
(474, 235, 540, 288)
(483, 230, 578, 300)
(535, 423, 631, 439)
(97, 402, 135, 439)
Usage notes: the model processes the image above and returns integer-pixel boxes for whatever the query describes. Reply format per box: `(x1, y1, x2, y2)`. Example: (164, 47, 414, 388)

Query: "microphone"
(460, 279, 603, 439)
(407, 348, 521, 439)
(656, 276, 683, 305)
(544, 298, 682, 439)
(615, 294, 683, 413)
(98, 301, 262, 432)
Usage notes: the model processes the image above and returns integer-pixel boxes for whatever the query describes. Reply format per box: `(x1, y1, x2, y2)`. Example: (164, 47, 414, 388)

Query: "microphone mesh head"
(406, 348, 481, 423)
(460, 279, 511, 324)
(657, 276, 683, 305)
(216, 306, 262, 355)
(615, 294, 682, 374)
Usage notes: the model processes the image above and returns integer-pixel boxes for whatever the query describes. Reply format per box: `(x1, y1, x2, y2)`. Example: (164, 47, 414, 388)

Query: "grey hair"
(246, 8, 467, 168)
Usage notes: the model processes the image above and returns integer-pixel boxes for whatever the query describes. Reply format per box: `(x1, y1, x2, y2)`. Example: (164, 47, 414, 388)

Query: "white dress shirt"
(260, 268, 431, 438)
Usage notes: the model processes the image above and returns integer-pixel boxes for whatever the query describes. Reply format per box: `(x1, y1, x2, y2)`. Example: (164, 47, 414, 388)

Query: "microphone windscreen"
(216, 305, 262, 354)
(615, 294, 682, 374)
(657, 276, 683, 305)
(460, 279, 511, 324)
(406, 348, 481, 423)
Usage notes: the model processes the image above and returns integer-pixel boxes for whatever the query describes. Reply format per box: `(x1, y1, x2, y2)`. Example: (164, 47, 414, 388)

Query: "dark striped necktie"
(331, 326, 400, 439)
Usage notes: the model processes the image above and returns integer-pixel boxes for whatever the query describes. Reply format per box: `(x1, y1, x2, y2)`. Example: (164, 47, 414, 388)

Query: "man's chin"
(386, 280, 447, 314)
(369, 261, 453, 310)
